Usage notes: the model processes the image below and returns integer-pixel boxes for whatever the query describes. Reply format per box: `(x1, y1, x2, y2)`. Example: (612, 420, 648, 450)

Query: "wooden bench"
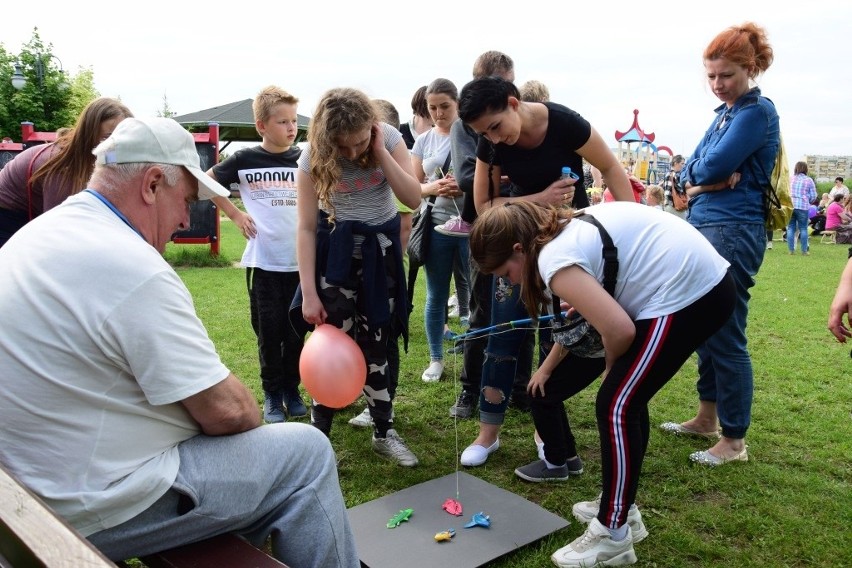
(138, 534, 288, 568)
(821, 230, 837, 244)
(0, 461, 287, 568)
(0, 461, 115, 567)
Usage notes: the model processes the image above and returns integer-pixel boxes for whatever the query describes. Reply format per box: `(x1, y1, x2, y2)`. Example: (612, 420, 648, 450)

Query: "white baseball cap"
(93, 117, 229, 200)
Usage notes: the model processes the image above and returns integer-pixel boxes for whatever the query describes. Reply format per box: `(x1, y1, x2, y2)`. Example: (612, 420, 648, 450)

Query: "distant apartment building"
(806, 154, 852, 181)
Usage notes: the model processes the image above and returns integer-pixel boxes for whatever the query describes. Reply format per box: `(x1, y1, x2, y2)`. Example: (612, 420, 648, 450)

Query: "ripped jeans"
(479, 276, 537, 425)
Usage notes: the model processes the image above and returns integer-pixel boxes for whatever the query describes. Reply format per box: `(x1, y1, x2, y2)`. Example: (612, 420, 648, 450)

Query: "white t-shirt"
(211, 146, 301, 271)
(0, 191, 229, 536)
(829, 184, 849, 199)
(539, 202, 730, 320)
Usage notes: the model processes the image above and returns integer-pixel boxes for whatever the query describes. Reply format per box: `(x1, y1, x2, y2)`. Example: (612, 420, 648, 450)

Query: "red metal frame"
(20, 122, 57, 145)
(172, 123, 221, 255)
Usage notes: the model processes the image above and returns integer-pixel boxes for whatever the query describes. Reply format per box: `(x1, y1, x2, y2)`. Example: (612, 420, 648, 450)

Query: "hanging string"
(446, 312, 563, 503)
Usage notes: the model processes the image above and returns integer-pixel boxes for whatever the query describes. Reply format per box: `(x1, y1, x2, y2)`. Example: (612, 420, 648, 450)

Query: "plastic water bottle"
(561, 166, 579, 181)
(560, 166, 579, 208)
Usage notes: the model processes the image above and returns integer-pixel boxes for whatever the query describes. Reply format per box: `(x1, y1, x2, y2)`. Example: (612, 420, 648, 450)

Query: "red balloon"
(299, 324, 367, 408)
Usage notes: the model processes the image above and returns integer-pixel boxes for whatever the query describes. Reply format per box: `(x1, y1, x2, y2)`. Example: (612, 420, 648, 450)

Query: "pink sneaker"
(434, 216, 471, 237)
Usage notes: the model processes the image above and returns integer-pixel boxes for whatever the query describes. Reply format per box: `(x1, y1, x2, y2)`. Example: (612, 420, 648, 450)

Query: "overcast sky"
(3, 1, 848, 169)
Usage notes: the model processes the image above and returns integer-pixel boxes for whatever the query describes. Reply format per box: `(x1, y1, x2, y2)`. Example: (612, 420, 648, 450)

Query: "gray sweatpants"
(88, 423, 359, 567)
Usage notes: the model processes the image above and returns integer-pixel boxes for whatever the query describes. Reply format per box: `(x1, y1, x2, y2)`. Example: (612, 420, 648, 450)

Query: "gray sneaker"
(449, 390, 477, 419)
(572, 494, 649, 543)
(514, 458, 583, 483)
(372, 429, 418, 467)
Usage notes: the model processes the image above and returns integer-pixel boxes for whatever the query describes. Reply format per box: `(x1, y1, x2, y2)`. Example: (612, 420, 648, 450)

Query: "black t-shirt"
(399, 123, 416, 149)
(211, 145, 302, 185)
(475, 102, 592, 207)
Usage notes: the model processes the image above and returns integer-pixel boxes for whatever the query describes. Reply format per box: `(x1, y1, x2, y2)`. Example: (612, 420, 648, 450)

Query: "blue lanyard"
(83, 189, 145, 241)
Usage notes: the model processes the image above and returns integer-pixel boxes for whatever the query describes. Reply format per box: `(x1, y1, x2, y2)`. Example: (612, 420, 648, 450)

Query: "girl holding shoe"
(410, 78, 469, 383)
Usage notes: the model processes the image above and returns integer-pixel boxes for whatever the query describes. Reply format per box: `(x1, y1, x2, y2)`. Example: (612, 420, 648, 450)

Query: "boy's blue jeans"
(694, 223, 765, 439)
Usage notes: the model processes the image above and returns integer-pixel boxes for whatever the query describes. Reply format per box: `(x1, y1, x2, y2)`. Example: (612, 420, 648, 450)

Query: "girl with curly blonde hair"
(295, 87, 421, 465)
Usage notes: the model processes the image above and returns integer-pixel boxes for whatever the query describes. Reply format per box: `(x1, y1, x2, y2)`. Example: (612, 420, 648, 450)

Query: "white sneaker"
(421, 360, 444, 382)
(572, 494, 648, 543)
(348, 407, 373, 427)
(348, 407, 394, 427)
(372, 428, 418, 467)
(551, 518, 637, 567)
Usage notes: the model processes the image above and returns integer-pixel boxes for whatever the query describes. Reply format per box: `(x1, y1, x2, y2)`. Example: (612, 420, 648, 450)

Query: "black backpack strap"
(575, 214, 618, 296)
(551, 212, 618, 319)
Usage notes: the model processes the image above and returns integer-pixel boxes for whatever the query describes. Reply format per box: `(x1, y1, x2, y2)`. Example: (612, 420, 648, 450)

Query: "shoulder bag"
(670, 172, 688, 211)
(550, 213, 618, 358)
(405, 152, 452, 268)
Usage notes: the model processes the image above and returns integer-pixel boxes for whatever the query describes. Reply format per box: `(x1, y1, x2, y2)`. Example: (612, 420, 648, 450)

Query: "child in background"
(645, 184, 664, 209)
(208, 86, 307, 423)
(294, 88, 422, 466)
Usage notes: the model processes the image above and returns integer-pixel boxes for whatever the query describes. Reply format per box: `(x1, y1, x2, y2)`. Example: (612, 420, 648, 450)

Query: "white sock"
(543, 458, 564, 469)
(608, 523, 629, 541)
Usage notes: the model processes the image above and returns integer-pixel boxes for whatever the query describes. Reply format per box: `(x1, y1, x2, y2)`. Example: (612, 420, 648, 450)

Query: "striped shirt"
(298, 123, 403, 249)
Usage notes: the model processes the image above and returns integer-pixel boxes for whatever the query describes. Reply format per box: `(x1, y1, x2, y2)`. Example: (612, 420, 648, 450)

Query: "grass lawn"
(165, 220, 851, 567)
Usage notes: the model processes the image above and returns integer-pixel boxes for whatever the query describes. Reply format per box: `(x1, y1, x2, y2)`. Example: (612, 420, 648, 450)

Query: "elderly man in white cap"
(0, 117, 359, 567)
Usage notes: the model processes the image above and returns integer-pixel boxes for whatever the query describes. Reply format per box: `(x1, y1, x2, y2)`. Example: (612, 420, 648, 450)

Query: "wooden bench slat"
(139, 534, 289, 568)
(0, 462, 116, 568)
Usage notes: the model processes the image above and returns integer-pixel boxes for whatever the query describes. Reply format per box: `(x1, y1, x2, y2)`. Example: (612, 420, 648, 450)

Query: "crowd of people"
(1, 20, 850, 568)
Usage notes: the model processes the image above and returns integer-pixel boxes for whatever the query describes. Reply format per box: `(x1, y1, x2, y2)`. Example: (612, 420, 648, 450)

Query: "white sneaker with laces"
(348, 407, 373, 427)
(348, 407, 394, 427)
(572, 494, 648, 543)
(551, 518, 637, 567)
(421, 360, 444, 382)
(372, 429, 418, 467)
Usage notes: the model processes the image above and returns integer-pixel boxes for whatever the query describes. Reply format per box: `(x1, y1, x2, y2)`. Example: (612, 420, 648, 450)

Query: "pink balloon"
(299, 324, 367, 408)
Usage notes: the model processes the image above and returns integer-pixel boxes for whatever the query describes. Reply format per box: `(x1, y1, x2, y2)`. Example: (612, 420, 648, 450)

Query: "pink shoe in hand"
(435, 216, 471, 237)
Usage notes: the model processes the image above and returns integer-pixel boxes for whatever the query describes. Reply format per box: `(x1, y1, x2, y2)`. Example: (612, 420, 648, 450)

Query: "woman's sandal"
(659, 422, 721, 440)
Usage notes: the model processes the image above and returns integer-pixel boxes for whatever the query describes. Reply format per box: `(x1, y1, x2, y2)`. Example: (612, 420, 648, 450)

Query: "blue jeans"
(786, 208, 810, 253)
(694, 223, 765, 439)
(423, 227, 469, 361)
(479, 277, 536, 425)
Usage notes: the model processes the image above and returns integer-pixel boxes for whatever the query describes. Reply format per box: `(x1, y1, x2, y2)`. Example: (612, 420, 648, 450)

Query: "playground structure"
(0, 122, 58, 169)
(171, 122, 222, 255)
(614, 109, 673, 185)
